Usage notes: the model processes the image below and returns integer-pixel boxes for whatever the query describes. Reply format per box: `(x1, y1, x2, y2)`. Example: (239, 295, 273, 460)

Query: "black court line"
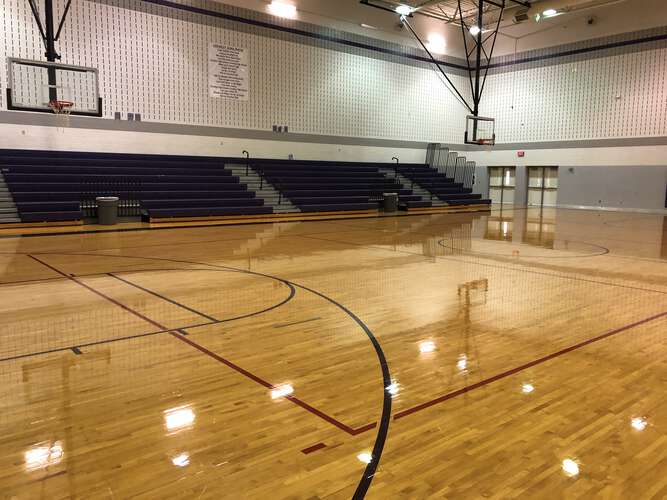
(273, 317, 322, 329)
(289, 282, 391, 499)
(0, 276, 67, 287)
(0, 326, 172, 363)
(108, 272, 219, 323)
(436, 238, 611, 259)
(324, 216, 667, 260)
(0, 267, 218, 288)
(298, 233, 667, 296)
(18, 250, 392, 498)
(21, 256, 371, 438)
(12, 253, 300, 323)
(0, 267, 298, 363)
(0, 324, 218, 364)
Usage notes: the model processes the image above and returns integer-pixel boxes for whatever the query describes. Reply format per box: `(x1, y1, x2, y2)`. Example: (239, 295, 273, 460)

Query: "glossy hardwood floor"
(0, 207, 666, 499)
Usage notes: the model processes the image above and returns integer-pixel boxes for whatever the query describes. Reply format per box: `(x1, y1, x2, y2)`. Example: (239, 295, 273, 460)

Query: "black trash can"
(383, 192, 398, 212)
(96, 196, 119, 225)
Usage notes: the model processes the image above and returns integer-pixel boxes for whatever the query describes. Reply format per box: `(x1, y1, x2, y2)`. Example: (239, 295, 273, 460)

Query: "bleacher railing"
(80, 179, 142, 218)
(426, 144, 476, 190)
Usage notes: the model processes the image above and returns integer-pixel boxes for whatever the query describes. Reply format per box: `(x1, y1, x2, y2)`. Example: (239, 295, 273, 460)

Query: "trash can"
(383, 192, 398, 212)
(96, 196, 119, 225)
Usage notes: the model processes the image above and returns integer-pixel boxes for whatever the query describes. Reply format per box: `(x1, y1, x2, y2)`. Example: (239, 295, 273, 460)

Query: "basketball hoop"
(48, 100, 74, 128)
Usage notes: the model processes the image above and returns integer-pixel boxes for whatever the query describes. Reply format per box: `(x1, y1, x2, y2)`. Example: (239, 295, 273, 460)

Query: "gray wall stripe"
(3, 111, 665, 151)
(0, 111, 431, 149)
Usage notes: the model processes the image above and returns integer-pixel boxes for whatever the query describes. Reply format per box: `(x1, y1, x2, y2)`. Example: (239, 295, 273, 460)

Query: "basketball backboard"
(464, 115, 495, 146)
(6, 58, 102, 117)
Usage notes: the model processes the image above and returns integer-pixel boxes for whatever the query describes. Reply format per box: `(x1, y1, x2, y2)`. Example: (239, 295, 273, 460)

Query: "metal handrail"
(243, 150, 250, 175)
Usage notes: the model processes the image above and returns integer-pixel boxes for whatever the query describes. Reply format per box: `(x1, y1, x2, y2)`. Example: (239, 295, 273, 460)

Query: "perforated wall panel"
(481, 47, 667, 143)
(0, 0, 467, 143)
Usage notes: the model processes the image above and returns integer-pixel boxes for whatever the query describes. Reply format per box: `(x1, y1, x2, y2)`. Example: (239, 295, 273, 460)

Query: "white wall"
(480, 46, 667, 144)
(0, 121, 428, 163)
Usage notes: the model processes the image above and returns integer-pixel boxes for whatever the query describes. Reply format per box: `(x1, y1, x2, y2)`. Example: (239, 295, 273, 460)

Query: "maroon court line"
(393, 310, 667, 420)
(27, 254, 371, 436)
(170, 330, 375, 436)
(301, 442, 327, 454)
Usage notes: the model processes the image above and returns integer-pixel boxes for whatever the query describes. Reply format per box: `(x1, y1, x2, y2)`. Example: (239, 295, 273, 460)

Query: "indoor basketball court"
(0, 0, 666, 498)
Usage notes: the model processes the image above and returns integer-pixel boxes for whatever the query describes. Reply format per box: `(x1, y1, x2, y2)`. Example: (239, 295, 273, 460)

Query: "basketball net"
(48, 100, 74, 129)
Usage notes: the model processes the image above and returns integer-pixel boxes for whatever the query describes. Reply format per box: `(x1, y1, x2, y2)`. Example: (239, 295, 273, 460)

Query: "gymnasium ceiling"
(219, 0, 667, 57)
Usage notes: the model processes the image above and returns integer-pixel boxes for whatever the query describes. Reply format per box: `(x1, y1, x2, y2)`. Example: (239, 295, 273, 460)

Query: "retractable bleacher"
(0, 150, 272, 222)
(396, 164, 491, 206)
(258, 162, 429, 212)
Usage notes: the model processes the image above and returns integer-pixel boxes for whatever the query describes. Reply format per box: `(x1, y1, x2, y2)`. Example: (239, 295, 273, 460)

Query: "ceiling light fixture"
(395, 5, 413, 16)
(268, 1, 297, 19)
(543, 8, 559, 17)
(469, 25, 481, 37)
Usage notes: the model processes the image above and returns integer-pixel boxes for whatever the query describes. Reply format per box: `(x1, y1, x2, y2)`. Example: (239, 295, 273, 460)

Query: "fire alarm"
(517, 151, 525, 158)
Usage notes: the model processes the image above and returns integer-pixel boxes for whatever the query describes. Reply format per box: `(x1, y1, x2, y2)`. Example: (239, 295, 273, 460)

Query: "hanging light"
(395, 4, 413, 16)
(470, 25, 481, 37)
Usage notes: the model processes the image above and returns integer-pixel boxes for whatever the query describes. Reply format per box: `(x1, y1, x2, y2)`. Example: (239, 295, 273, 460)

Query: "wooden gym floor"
(0, 207, 665, 499)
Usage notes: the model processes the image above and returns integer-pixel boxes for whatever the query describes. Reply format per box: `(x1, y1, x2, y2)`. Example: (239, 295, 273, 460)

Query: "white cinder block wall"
(480, 46, 667, 143)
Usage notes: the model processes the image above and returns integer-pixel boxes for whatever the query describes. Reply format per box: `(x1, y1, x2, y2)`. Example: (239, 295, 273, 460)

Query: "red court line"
(301, 443, 327, 454)
(27, 255, 370, 436)
(394, 310, 667, 420)
(171, 330, 373, 436)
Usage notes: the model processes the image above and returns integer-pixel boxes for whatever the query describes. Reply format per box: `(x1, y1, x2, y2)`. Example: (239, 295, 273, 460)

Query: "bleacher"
(0, 150, 492, 224)
(0, 150, 272, 222)
(257, 162, 431, 212)
(397, 164, 491, 206)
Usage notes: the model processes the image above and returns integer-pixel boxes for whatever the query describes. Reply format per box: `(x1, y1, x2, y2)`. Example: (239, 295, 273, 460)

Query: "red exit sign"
(517, 151, 525, 158)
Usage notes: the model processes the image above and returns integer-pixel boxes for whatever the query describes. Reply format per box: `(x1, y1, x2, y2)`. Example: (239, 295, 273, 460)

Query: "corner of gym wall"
(0, 0, 470, 152)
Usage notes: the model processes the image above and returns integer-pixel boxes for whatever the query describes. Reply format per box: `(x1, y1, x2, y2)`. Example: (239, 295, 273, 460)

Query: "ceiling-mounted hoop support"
(25, 0, 75, 104)
(360, 0, 531, 144)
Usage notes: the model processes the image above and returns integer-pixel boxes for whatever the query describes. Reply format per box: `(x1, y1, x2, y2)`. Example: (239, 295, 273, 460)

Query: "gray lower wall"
(558, 166, 667, 211)
(474, 165, 667, 212)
